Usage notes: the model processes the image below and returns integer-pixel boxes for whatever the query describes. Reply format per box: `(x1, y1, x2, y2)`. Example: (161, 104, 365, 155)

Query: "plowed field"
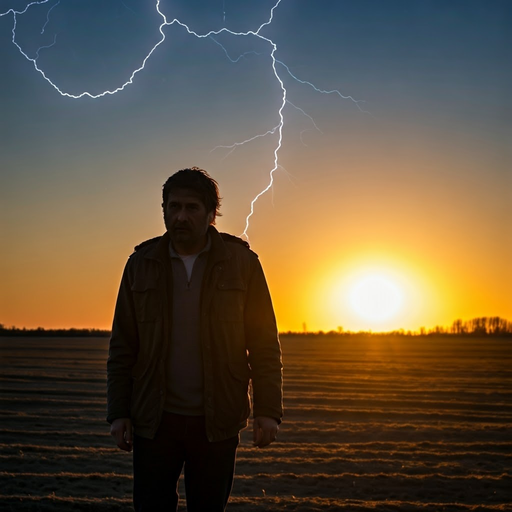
(1, 335, 511, 511)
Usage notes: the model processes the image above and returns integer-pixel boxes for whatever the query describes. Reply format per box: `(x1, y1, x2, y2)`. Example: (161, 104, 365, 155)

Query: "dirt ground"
(0, 334, 511, 511)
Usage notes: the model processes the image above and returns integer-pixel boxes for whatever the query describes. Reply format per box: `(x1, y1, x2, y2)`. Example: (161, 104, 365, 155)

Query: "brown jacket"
(107, 227, 283, 441)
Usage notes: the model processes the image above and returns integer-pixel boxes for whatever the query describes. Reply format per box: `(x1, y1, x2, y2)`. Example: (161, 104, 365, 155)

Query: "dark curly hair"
(162, 167, 222, 223)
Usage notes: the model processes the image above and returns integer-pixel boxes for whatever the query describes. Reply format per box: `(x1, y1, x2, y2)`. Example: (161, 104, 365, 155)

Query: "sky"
(1, 0, 511, 333)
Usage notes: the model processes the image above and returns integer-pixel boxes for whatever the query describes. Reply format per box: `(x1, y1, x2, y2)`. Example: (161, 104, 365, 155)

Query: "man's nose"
(177, 208, 188, 221)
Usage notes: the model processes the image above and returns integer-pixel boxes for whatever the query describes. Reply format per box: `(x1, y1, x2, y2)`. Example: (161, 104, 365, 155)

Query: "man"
(107, 167, 283, 511)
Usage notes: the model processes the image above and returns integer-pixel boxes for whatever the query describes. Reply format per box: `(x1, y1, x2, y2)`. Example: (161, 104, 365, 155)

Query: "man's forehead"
(167, 188, 203, 203)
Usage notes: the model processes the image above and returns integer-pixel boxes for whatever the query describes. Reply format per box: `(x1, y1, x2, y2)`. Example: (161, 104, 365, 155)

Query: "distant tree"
(451, 319, 464, 334)
(487, 316, 512, 334)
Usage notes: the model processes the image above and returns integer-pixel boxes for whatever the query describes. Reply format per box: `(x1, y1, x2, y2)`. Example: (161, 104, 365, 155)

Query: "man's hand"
(110, 418, 133, 452)
(253, 416, 279, 448)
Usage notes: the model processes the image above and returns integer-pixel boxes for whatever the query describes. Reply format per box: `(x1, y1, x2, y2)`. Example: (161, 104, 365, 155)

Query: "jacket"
(107, 226, 283, 441)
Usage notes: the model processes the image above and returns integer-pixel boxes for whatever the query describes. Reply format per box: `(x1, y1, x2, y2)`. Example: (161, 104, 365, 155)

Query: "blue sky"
(1, 0, 511, 330)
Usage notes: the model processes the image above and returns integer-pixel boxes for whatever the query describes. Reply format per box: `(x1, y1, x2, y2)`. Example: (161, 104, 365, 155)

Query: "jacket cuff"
(106, 410, 131, 425)
(253, 407, 283, 424)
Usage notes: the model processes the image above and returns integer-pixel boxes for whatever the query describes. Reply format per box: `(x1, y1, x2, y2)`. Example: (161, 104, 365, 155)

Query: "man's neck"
(172, 235, 208, 256)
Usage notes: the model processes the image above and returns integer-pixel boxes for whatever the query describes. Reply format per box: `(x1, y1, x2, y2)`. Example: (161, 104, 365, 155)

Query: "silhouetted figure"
(107, 167, 283, 511)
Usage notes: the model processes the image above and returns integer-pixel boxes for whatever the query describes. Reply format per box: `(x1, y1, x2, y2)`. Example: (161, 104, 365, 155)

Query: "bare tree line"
(285, 317, 512, 337)
(1, 316, 511, 337)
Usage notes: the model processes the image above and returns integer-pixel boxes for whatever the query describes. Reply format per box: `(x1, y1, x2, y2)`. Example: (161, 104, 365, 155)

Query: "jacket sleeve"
(106, 260, 139, 424)
(244, 257, 283, 423)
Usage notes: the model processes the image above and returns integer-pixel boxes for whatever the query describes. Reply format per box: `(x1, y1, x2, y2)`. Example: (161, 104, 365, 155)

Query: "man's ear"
(207, 211, 215, 225)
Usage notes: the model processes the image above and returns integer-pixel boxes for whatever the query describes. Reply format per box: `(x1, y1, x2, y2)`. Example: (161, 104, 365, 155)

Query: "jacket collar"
(143, 226, 230, 265)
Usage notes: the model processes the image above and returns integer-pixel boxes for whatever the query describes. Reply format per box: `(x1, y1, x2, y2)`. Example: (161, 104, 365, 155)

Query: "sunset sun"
(349, 274, 404, 323)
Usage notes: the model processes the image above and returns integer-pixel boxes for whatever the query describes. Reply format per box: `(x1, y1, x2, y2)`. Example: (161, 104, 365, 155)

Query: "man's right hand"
(110, 418, 133, 452)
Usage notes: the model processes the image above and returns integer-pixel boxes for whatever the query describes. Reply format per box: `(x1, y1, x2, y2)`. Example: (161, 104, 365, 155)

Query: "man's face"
(163, 188, 213, 254)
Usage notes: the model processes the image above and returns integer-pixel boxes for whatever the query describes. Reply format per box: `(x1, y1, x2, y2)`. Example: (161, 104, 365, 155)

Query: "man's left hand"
(253, 416, 279, 448)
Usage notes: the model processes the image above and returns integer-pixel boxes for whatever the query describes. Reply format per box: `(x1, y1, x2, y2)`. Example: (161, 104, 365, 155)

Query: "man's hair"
(162, 167, 222, 223)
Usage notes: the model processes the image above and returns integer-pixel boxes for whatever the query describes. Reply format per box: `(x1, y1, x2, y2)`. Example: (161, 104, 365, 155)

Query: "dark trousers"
(133, 412, 239, 512)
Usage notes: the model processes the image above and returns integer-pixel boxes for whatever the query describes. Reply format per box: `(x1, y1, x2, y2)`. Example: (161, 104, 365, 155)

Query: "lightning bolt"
(286, 100, 323, 146)
(276, 59, 369, 115)
(40, 0, 58, 34)
(2, 0, 365, 239)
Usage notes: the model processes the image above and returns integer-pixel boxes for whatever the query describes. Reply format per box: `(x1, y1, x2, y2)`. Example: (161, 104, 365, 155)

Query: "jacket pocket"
(215, 279, 246, 322)
(228, 360, 250, 382)
(131, 282, 161, 323)
(131, 359, 150, 382)
(130, 374, 161, 431)
(213, 360, 251, 429)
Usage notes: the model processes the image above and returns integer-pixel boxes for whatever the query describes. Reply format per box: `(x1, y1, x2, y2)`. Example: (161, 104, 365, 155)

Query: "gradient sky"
(1, 0, 511, 332)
